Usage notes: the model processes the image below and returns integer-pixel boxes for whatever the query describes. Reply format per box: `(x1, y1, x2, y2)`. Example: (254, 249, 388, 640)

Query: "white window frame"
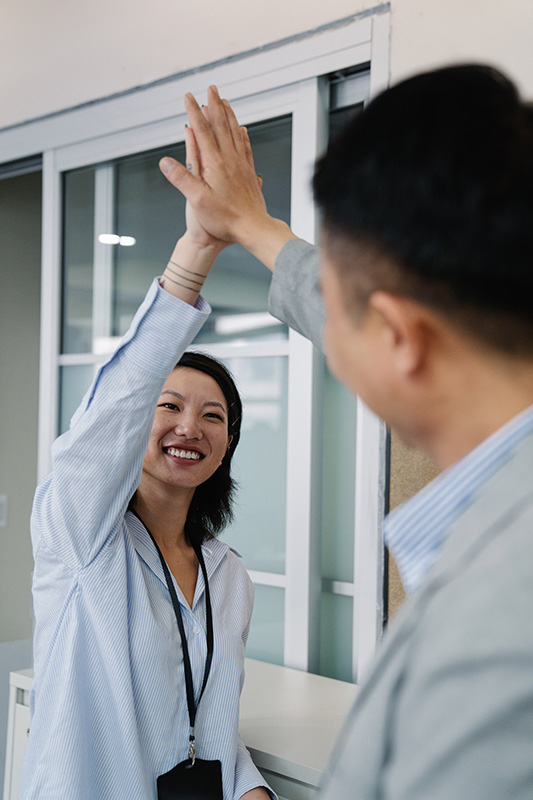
(0, 7, 390, 682)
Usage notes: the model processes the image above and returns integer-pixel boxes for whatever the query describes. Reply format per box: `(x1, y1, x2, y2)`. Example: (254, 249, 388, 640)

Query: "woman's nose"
(174, 413, 202, 439)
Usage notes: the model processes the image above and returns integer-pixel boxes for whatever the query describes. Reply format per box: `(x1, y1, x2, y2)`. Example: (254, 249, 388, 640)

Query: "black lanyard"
(133, 512, 214, 765)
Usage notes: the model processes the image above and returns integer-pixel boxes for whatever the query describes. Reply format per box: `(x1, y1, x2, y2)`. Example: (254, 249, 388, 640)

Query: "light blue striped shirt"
(21, 280, 270, 800)
(385, 404, 533, 595)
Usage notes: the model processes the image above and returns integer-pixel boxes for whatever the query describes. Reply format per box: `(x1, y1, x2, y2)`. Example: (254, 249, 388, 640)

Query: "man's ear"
(369, 291, 432, 378)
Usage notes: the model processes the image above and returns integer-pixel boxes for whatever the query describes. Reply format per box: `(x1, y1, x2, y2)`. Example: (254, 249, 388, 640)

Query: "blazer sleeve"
(268, 238, 325, 350)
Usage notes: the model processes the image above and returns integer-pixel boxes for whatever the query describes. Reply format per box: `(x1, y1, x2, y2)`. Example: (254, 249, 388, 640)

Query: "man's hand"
(160, 85, 296, 271)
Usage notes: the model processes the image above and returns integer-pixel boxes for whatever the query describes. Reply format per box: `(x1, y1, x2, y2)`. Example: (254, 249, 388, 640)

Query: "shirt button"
(193, 627, 201, 635)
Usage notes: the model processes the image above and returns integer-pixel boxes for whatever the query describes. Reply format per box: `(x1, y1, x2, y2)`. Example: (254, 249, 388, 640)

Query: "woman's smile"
(141, 366, 232, 492)
(163, 445, 204, 462)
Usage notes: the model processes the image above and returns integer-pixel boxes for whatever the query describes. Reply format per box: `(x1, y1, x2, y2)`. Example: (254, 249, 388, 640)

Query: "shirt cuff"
(122, 278, 211, 376)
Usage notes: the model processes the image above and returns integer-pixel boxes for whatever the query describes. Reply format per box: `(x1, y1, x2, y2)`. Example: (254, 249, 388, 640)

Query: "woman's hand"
(159, 104, 230, 304)
(181, 122, 229, 253)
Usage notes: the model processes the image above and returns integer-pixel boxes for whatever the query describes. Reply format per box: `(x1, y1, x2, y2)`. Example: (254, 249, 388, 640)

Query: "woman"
(20, 158, 273, 799)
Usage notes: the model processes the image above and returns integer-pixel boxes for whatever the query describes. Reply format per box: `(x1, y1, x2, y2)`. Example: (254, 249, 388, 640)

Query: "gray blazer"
(269, 238, 533, 799)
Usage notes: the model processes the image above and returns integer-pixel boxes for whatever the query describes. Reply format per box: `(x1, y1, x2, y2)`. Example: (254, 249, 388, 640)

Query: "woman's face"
(141, 367, 233, 494)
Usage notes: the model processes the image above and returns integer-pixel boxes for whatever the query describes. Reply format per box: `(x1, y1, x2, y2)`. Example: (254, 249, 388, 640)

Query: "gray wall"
(0, 169, 41, 788)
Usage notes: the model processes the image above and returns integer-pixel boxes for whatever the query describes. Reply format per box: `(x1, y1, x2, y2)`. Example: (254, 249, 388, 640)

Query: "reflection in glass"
(319, 591, 353, 682)
(58, 364, 96, 435)
(221, 356, 288, 573)
(246, 585, 284, 665)
(61, 169, 95, 353)
(113, 116, 292, 343)
(328, 102, 363, 142)
(321, 365, 357, 583)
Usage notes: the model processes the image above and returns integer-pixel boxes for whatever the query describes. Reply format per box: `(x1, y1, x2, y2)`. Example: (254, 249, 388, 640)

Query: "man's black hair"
(313, 64, 533, 353)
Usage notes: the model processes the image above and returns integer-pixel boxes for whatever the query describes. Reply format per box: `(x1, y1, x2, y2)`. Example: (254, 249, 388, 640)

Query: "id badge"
(157, 758, 223, 800)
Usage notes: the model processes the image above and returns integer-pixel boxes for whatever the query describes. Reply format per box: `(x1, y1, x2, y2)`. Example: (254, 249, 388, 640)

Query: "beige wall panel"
(387, 431, 440, 617)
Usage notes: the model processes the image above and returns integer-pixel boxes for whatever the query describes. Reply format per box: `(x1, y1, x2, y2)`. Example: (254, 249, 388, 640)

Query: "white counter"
(4, 661, 358, 800)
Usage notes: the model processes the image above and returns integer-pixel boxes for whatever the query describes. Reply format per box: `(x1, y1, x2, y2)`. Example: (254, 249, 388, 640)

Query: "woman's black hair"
(175, 351, 242, 547)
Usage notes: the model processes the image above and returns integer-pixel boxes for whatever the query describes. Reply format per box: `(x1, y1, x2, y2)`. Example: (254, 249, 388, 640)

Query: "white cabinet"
(3, 669, 33, 800)
(4, 661, 358, 800)
(240, 660, 359, 800)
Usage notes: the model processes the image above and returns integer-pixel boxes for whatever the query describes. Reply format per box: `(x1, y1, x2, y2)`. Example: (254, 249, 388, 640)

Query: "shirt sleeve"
(268, 238, 325, 350)
(233, 736, 277, 800)
(31, 279, 210, 571)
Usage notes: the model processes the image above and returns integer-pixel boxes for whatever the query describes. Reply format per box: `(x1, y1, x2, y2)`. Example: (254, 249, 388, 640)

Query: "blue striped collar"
(385, 404, 533, 595)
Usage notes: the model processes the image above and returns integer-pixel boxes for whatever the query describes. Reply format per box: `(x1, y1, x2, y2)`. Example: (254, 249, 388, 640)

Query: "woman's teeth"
(164, 447, 202, 460)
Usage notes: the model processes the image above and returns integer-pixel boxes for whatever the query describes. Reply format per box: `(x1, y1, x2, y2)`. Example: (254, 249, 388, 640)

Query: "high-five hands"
(160, 85, 296, 272)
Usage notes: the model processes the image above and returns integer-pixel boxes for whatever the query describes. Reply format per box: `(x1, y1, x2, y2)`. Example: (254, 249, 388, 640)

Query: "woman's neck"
(131, 480, 195, 551)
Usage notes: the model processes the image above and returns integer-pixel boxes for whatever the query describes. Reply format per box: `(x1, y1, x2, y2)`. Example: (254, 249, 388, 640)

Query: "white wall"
(389, 0, 533, 93)
(1, 0, 532, 132)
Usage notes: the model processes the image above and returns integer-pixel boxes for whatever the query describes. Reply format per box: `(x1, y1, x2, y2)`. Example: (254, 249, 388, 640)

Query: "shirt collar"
(385, 403, 533, 595)
(126, 510, 231, 602)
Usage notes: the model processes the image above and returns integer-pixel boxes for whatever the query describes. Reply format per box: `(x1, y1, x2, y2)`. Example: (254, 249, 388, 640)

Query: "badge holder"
(144, 520, 223, 800)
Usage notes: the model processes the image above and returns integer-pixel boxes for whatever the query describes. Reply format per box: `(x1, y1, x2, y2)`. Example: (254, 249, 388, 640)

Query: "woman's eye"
(205, 413, 223, 421)
(160, 402, 179, 411)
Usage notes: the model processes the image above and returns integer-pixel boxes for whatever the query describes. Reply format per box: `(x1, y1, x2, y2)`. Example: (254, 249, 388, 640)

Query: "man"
(159, 66, 533, 798)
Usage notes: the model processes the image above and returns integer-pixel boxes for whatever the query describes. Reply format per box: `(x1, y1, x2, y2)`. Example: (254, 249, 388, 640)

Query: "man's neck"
(422, 351, 533, 470)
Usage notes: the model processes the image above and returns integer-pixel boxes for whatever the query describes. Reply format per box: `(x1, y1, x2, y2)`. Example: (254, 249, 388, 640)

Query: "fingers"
(222, 98, 246, 156)
(184, 92, 218, 154)
(241, 127, 257, 172)
(159, 156, 199, 199)
(184, 126, 200, 178)
(241, 129, 262, 187)
(206, 85, 236, 151)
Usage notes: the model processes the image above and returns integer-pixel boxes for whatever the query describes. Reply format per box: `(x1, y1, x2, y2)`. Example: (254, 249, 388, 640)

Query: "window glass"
(319, 101, 362, 587)
(61, 169, 95, 353)
(319, 591, 353, 682)
(246, 585, 285, 665)
(329, 102, 363, 141)
(321, 365, 357, 583)
(312, 96, 365, 682)
(220, 355, 288, 574)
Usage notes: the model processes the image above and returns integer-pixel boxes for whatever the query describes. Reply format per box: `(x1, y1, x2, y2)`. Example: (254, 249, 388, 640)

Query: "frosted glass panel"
(319, 592, 353, 682)
(61, 169, 95, 353)
(113, 115, 291, 343)
(221, 356, 287, 573)
(113, 143, 184, 333)
(321, 365, 357, 582)
(58, 364, 95, 435)
(246, 585, 284, 665)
